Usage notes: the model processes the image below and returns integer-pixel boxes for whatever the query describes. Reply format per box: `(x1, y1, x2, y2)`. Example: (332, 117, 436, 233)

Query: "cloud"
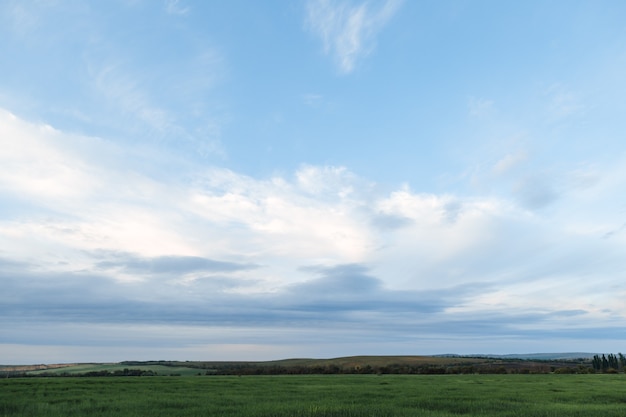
(95, 252, 258, 275)
(3, 110, 626, 361)
(468, 97, 495, 118)
(297, 263, 380, 295)
(0, 0, 67, 38)
(492, 150, 528, 176)
(88, 60, 224, 157)
(0, 257, 484, 333)
(164, 0, 189, 15)
(0, 2, 225, 158)
(370, 213, 413, 230)
(303, 93, 322, 103)
(602, 223, 626, 239)
(513, 174, 559, 210)
(306, 0, 403, 73)
(287, 263, 477, 316)
(295, 164, 358, 196)
(545, 83, 584, 121)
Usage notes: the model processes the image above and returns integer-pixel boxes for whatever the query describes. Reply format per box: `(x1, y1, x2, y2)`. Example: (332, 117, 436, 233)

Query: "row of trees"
(591, 353, 626, 373)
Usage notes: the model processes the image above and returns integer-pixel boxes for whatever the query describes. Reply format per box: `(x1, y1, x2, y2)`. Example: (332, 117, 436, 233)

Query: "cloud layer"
(1, 108, 625, 361)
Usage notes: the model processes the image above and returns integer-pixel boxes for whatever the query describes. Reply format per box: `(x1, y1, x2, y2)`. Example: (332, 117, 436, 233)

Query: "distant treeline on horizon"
(5, 354, 626, 377)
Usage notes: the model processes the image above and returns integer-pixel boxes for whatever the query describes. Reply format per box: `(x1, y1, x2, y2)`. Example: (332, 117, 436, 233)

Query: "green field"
(24, 363, 203, 377)
(2, 374, 626, 416)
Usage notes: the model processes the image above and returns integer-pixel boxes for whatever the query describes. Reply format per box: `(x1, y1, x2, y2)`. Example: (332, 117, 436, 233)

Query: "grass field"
(2, 374, 626, 416)
(24, 363, 203, 377)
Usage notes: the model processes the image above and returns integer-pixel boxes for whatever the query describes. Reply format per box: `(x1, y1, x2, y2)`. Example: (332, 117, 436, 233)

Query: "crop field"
(23, 363, 203, 377)
(2, 374, 626, 417)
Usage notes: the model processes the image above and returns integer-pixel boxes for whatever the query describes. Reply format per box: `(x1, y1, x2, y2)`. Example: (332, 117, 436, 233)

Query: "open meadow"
(2, 374, 626, 417)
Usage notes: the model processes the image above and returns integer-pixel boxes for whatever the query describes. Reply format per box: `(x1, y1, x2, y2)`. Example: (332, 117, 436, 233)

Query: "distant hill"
(1, 353, 600, 377)
(452, 353, 597, 360)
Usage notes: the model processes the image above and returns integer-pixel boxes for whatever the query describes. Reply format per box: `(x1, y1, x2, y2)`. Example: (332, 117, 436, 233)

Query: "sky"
(1, 0, 626, 364)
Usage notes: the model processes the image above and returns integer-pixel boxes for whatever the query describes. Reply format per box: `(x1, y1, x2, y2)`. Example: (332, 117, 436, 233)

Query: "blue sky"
(1, 0, 626, 363)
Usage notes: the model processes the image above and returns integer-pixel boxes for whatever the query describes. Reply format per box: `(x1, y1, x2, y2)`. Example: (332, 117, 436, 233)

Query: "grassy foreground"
(1, 374, 625, 416)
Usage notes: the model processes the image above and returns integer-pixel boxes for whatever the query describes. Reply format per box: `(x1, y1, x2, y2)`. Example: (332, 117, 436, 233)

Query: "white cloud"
(3, 110, 626, 361)
(492, 150, 528, 176)
(0, 110, 374, 275)
(306, 0, 403, 73)
(295, 164, 357, 196)
(186, 166, 372, 263)
(371, 191, 518, 289)
(0, 110, 100, 201)
(3, 108, 624, 292)
(164, 0, 189, 15)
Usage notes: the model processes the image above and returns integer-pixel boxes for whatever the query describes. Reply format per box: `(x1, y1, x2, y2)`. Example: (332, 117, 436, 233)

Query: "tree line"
(591, 353, 626, 373)
(4, 355, 626, 378)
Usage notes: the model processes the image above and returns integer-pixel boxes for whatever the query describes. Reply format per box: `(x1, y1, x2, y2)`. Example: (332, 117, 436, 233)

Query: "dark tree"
(592, 355, 602, 371)
(602, 354, 608, 372)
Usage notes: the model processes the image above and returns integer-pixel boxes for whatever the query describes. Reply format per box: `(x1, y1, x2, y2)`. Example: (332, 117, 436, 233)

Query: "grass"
(1, 374, 626, 416)
(27, 363, 202, 377)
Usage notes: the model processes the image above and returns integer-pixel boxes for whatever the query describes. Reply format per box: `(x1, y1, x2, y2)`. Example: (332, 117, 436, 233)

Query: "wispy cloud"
(306, 0, 403, 73)
(302, 93, 324, 107)
(91, 64, 175, 136)
(164, 0, 189, 15)
(0, 1, 225, 158)
(545, 83, 584, 121)
(86, 50, 225, 157)
(468, 97, 495, 118)
(492, 150, 528, 176)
